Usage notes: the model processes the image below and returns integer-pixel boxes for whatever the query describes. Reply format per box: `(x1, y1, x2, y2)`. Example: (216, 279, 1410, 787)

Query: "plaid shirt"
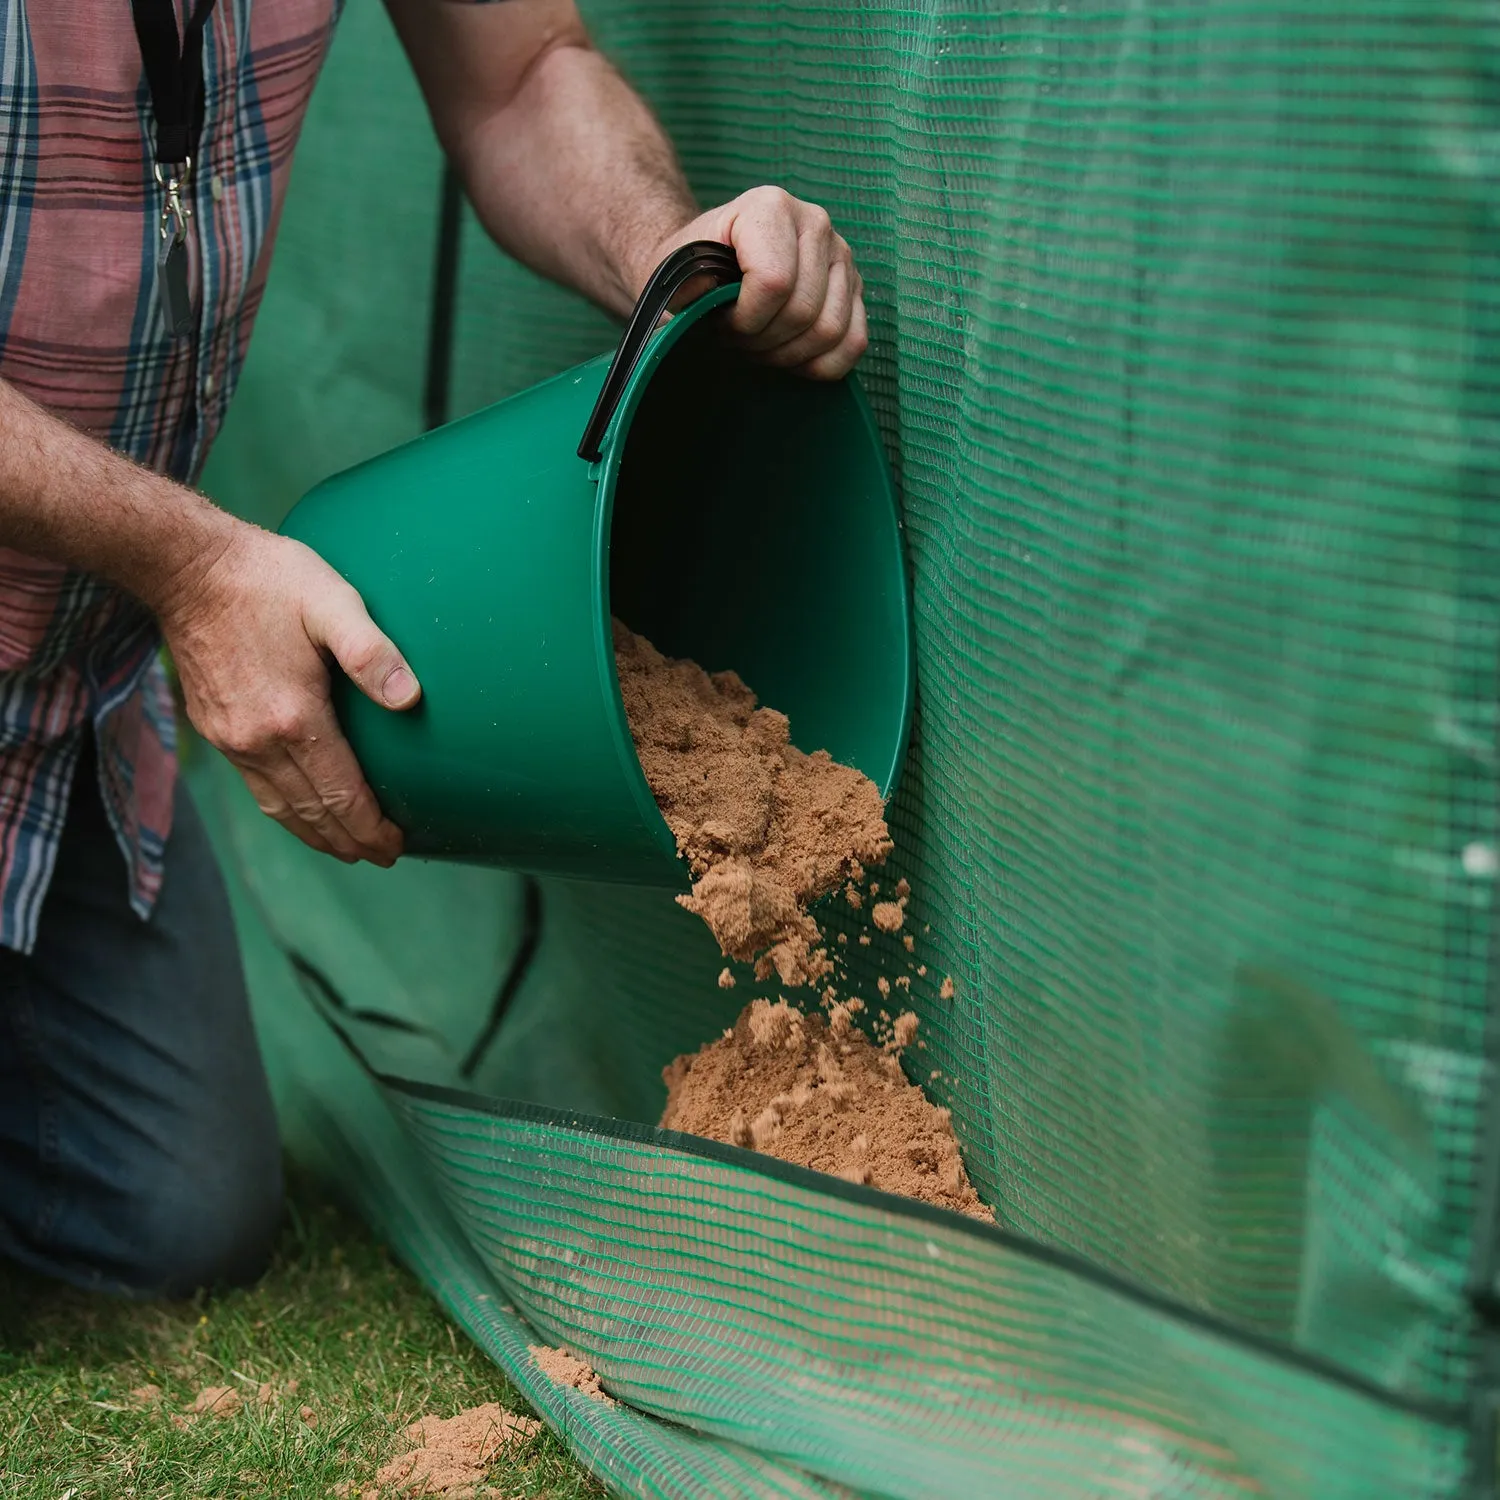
(0, 1, 339, 951)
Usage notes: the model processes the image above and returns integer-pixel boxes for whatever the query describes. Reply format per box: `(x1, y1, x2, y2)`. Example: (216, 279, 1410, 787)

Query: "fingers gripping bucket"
(280, 244, 914, 884)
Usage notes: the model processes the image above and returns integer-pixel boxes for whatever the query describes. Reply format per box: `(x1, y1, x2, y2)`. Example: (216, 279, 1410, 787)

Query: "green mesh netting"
(193, 0, 1499, 1494)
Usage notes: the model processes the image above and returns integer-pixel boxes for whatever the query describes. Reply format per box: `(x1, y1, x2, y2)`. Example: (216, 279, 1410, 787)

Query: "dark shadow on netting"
(461, 876, 543, 1080)
(288, 951, 441, 1041)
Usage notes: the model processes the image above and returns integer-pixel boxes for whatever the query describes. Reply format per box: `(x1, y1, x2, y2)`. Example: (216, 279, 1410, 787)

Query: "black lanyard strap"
(130, 0, 220, 167)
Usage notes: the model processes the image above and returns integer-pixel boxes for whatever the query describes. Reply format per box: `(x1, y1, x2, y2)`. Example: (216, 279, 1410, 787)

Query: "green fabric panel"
(194, 0, 1500, 1490)
(185, 738, 523, 1076)
(389, 1085, 1468, 1500)
(191, 746, 1470, 1500)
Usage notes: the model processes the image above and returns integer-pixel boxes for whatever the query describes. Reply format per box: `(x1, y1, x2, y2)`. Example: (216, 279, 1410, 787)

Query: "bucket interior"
(606, 313, 912, 800)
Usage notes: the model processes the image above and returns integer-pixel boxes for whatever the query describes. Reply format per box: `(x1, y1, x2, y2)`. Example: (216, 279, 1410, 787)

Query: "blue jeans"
(0, 743, 282, 1296)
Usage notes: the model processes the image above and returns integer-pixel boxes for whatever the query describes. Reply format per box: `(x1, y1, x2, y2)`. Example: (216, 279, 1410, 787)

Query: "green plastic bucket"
(280, 244, 913, 885)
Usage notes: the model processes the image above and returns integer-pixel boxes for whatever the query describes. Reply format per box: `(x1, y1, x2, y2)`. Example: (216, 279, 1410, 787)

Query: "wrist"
(125, 479, 242, 626)
(627, 221, 692, 304)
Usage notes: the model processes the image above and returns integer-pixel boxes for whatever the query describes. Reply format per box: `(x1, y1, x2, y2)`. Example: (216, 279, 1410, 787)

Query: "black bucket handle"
(576, 240, 743, 463)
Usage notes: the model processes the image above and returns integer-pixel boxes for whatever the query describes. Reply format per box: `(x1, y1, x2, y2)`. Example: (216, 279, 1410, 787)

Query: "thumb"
(311, 585, 422, 711)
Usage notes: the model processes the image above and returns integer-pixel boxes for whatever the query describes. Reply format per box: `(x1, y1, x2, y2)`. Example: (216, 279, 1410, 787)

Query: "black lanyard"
(130, 0, 219, 166)
(129, 0, 220, 338)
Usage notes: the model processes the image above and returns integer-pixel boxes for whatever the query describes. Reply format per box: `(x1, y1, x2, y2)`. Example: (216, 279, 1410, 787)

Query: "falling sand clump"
(872, 876, 911, 934)
(615, 620, 892, 986)
(662, 997, 991, 1221)
(530, 1344, 615, 1406)
(374, 1404, 540, 1495)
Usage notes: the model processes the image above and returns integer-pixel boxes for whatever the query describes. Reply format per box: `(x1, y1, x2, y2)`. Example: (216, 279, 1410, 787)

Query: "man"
(0, 0, 866, 1297)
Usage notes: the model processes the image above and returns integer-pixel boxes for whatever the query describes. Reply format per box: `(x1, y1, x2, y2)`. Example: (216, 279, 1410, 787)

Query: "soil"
(187, 1385, 240, 1418)
(374, 1403, 541, 1495)
(872, 876, 910, 933)
(529, 1343, 615, 1406)
(661, 997, 991, 1220)
(618, 627, 987, 1219)
(615, 620, 891, 985)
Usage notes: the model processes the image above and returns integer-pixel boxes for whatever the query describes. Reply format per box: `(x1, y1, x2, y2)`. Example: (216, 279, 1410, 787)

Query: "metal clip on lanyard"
(153, 156, 193, 335)
(129, 0, 219, 340)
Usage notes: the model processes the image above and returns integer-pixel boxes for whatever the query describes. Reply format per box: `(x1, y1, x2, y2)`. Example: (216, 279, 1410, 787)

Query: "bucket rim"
(590, 286, 741, 875)
(589, 283, 915, 885)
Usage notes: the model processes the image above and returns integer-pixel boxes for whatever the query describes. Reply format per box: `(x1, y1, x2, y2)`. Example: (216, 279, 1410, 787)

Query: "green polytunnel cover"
(193, 0, 1500, 1495)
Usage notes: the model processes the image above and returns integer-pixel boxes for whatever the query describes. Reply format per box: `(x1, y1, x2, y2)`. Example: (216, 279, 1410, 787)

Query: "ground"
(0, 1174, 604, 1500)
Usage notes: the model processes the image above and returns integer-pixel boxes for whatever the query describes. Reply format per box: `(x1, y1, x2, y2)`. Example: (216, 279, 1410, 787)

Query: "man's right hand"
(157, 523, 421, 866)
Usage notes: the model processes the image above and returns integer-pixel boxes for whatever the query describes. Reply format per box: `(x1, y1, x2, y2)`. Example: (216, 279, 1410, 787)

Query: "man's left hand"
(650, 187, 868, 381)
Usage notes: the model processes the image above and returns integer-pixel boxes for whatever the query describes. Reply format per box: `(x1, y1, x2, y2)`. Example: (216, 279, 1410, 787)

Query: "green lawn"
(0, 1173, 604, 1500)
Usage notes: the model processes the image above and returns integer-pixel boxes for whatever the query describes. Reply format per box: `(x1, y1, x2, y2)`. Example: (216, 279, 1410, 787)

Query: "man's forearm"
(385, 0, 696, 318)
(391, 0, 867, 375)
(451, 43, 696, 316)
(0, 378, 234, 613)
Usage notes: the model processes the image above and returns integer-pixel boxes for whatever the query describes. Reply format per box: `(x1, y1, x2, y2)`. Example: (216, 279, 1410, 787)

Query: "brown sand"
(615, 620, 891, 986)
(617, 629, 986, 1218)
(661, 998, 991, 1220)
(187, 1385, 240, 1418)
(529, 1343, 615, 1406)
(872, 876, 911, 933)
(253, 1377, 297, 1410)
(374, 1403, 540, 1495)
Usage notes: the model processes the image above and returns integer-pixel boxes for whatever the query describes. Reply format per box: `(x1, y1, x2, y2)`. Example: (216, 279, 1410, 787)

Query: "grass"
(0, 1173, 605, 1500)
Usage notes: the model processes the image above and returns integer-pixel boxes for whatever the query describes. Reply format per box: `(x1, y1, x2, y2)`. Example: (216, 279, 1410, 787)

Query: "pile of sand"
(662, 998, 990, 1221)
(530, 1343, 614, 1405)
(619, 621, 986, 1222)
(373, 1404, 540, 1496)
(615, 620, 891, 986)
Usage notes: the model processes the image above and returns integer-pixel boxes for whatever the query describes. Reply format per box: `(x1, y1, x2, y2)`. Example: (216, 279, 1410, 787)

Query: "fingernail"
(383, 665, 418, 707)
